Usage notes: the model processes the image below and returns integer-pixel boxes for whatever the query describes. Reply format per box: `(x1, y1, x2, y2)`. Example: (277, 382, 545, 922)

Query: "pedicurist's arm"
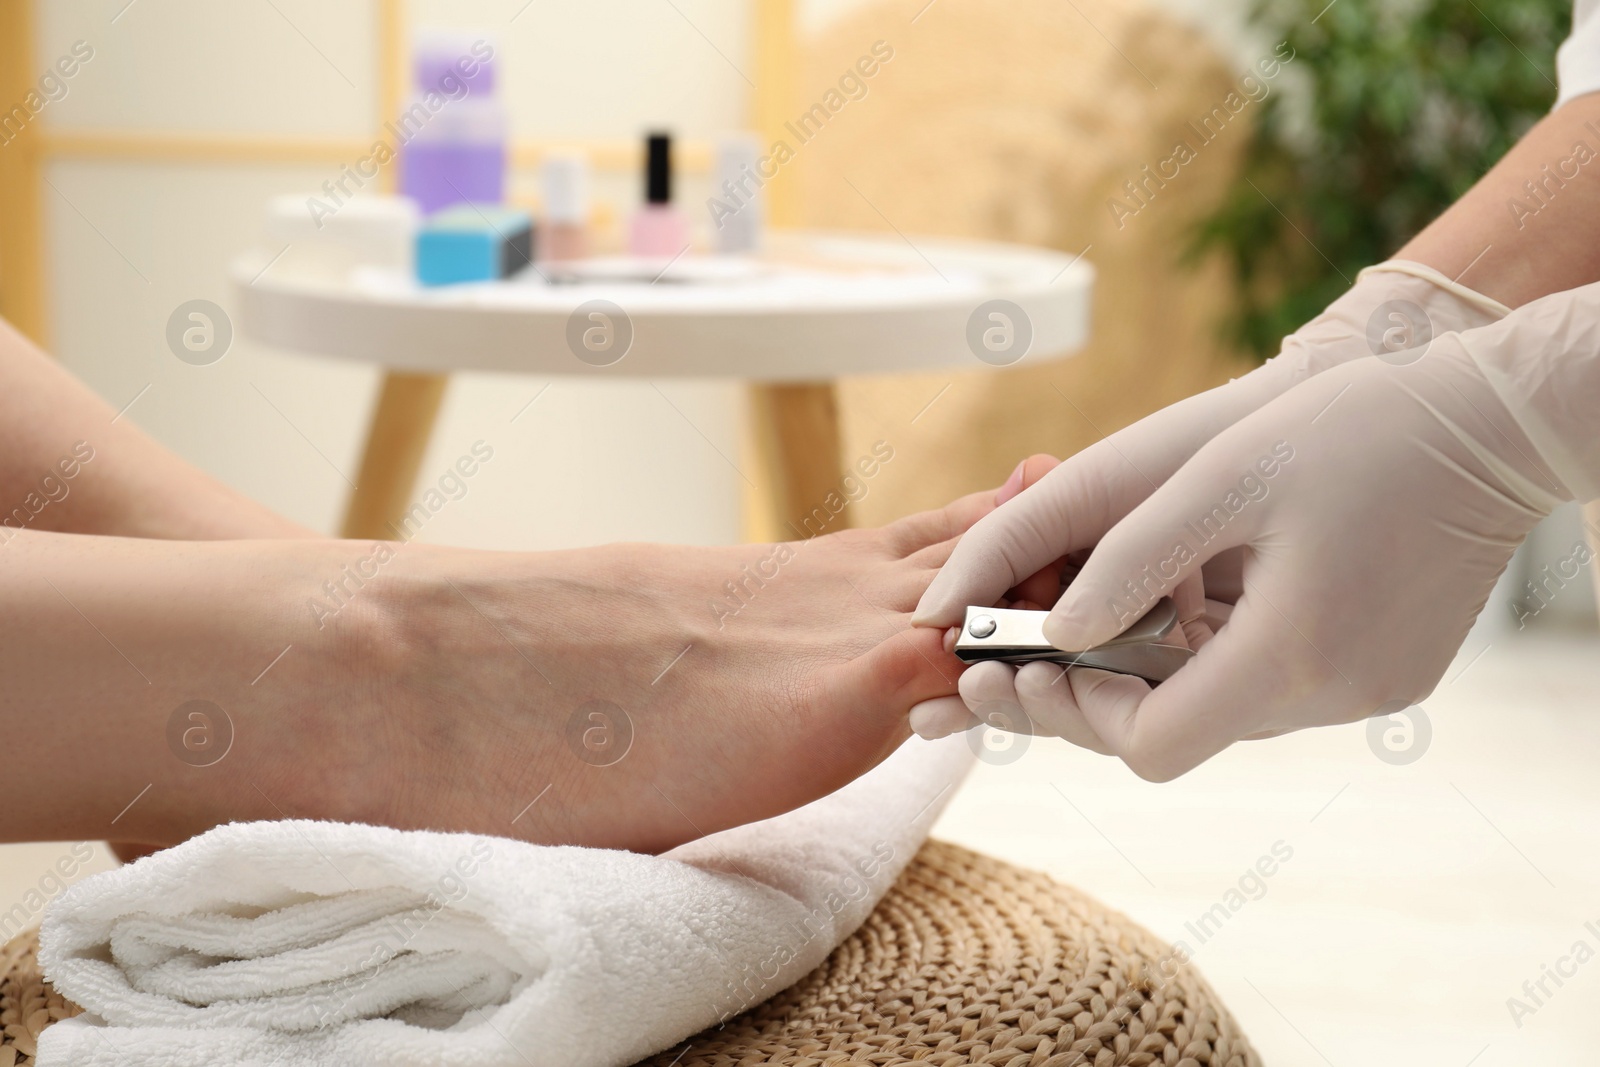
(0, 318, 312, 541)
(1399, 91, 1600, 307)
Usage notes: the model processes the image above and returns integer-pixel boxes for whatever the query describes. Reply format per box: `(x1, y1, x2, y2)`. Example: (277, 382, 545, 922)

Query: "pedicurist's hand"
(907, 454, 1223, 752)
(922, 286, 1600, 778)
(906, 261, 1511, 745)
(914, 261, 1509, 635)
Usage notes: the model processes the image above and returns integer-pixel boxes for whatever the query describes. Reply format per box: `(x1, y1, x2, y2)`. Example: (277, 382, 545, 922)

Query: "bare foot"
(259, 491, 994, 853)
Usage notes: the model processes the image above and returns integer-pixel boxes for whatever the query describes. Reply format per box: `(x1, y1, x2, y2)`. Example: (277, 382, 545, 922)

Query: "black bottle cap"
(645, 132, 672, 204)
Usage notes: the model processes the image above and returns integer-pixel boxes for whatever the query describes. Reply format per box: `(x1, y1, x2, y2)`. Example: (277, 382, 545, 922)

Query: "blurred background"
(1, 1, 1596, 1063)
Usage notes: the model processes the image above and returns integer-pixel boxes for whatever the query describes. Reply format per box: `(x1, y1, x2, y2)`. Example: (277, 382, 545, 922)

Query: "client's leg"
(3, 495, 984, 854)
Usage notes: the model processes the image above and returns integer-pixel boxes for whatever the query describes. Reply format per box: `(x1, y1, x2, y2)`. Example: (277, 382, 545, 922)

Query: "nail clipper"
(953, 597, 1195, 683)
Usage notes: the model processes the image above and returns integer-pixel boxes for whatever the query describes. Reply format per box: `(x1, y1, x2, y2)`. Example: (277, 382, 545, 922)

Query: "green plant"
(1191, 0, 1568, 360)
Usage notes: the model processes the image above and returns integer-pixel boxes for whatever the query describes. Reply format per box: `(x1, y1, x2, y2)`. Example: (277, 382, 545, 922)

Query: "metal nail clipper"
(953, 597, 1195, 684)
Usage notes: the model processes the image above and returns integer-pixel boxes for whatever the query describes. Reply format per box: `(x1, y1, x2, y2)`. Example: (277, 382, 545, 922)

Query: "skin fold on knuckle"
(1014, 662, 1070, 715)
(1068, 666, 1145, 744)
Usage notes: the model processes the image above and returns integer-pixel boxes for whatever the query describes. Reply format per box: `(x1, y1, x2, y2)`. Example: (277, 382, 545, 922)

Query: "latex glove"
(926, 282, 1600, 779)
(915, 260, 1508, 631)
(908, 261, 1509, 740)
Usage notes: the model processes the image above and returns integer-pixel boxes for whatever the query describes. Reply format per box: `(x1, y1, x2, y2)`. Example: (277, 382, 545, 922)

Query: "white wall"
(33, 0, 750, 550)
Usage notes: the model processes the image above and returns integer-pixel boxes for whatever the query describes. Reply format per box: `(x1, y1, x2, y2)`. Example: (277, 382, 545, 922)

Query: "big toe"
(817, 627, 963, 744)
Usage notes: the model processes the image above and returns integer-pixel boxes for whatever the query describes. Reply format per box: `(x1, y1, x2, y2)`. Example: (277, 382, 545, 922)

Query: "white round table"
(231, 230, 1093, 539)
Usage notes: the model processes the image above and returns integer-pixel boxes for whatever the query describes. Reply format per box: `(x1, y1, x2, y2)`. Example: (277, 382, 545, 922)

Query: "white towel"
(38, 735, 972, 1067)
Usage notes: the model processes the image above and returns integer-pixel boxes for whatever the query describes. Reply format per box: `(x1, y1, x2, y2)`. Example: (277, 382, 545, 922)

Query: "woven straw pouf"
(0, 930, 80, 1064)
(0, 840, 1258, 1066)
(647, 840, 1258, 1067)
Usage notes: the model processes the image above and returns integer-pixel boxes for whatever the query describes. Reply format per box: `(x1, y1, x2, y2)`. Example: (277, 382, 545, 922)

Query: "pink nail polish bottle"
(629, 132, 690, 258)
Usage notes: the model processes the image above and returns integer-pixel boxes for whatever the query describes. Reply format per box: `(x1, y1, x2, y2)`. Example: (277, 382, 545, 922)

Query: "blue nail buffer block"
(415, 206, 535, 286)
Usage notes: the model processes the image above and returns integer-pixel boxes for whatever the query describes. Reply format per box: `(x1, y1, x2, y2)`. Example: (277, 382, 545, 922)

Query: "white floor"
(933, 629, 1600, 1066)
(2, 631, 1594, 1065)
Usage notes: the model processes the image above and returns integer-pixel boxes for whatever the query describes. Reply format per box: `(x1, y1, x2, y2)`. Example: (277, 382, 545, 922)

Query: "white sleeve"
(1557, 0, 1600, 107)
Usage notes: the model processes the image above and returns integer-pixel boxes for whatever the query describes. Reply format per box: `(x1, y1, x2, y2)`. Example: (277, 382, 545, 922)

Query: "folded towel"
(38, 735, 972, 1067)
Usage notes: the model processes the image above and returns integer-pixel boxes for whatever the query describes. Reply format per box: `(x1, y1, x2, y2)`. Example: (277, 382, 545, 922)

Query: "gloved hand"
(919, 281, 1600, 779)
(909, 260, 1509, 740)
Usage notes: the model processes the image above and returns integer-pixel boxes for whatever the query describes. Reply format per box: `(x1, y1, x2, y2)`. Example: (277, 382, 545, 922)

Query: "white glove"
(910, 261, 1509, 739)
(924, 281, 1600, 780)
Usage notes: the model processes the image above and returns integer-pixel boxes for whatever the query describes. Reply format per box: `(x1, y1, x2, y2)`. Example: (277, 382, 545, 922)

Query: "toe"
(882, 489, 999, 557)
(996, 454, 1062, 504)
(829, 625, 963, 724)
(904, 534, 962, 572)
(804, 627, 966, 778)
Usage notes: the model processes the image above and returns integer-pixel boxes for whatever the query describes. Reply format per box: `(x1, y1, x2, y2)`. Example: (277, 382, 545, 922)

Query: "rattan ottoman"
(0, 840, 1259, 1066)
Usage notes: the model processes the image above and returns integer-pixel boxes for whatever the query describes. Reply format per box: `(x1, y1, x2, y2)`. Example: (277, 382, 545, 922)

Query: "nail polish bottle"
(539, 150, 589, 264)
(711, 133, 763, 254)
(629, 132, 690, 258)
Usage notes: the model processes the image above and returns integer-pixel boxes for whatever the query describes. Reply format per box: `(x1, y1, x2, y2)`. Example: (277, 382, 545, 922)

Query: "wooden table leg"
(341, 371, 449, 540)
(745, 381, 847, 543)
